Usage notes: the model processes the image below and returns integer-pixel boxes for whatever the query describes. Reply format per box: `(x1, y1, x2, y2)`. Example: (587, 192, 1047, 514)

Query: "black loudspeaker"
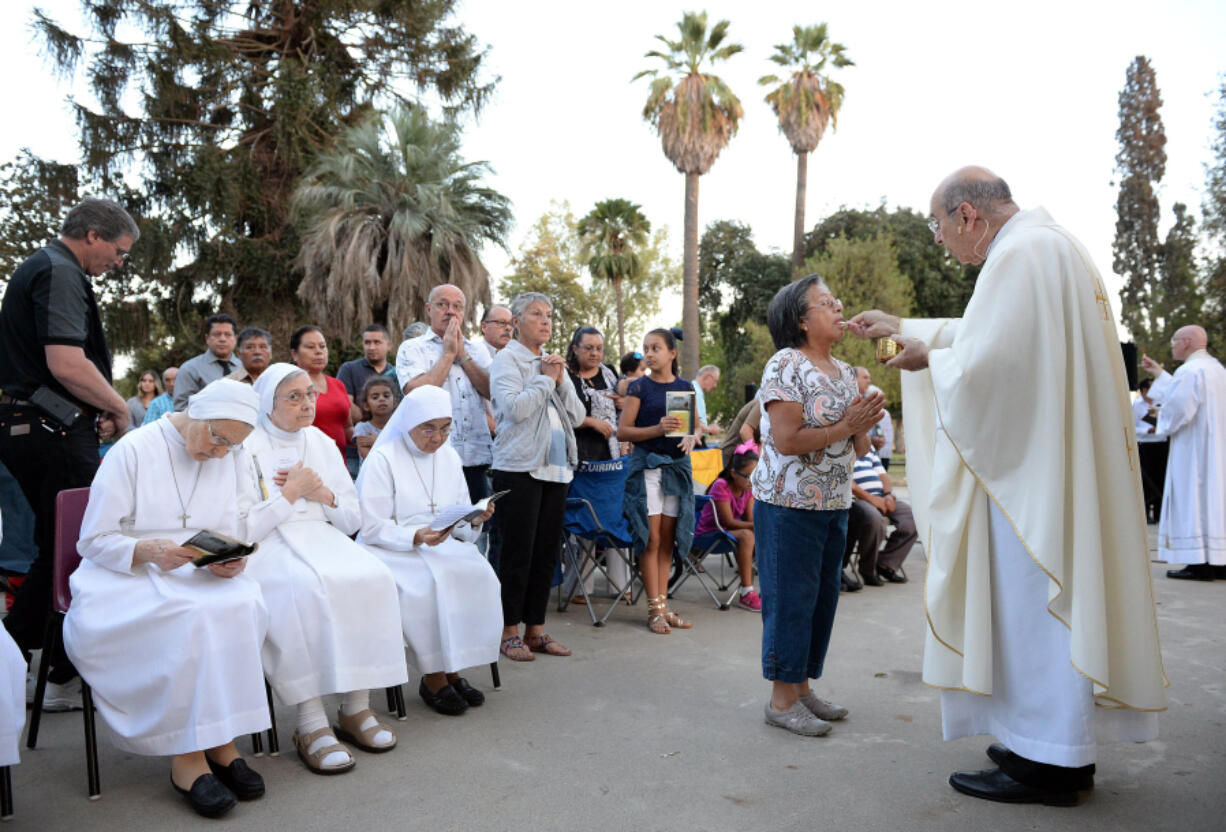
(1121, 342, 1139, 391)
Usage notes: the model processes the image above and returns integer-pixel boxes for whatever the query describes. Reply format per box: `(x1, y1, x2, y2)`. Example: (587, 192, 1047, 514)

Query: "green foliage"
(500, 204, 680, 356)
(1147, 203, 1204, 364)
(0, 150, 80, 286)
(576, 198, 652, 356)
(804, 205, 977, 318)
(806, 234, 914, 410)
(1203, 76, 1226, 343)
(29, 0, 495, 363)
(699, 318, 775, 424)
(1113, 55, 1168, 350)
(291, 106, 512, 342)
(759, 23, 853, 147)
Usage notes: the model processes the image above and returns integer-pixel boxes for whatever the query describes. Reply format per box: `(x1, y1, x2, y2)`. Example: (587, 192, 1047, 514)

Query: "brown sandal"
(647, 595, 671, 635)
(500, 635, 535, 662)
(525, 633, 571, 656)
(334, 708, 397, 753)
(292, 727, 355, 775)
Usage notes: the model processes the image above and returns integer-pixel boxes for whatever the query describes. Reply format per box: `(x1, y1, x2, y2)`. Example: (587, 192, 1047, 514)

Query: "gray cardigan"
(490, 340, 585, 473)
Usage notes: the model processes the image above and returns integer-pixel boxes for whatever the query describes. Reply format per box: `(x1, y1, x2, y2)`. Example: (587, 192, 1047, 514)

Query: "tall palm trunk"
(792, 150, 808, 274)
(682, 171, 701, 378)
(613, 275, 626, 357)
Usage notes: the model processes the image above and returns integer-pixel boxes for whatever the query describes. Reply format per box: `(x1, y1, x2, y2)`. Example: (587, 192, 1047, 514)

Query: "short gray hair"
(403, 322, 429, 340)
(696, 365, 720, 379)
(510, 292, 552, 319)
(942, 176, 1014, 216)
(61, 198, 139, 243)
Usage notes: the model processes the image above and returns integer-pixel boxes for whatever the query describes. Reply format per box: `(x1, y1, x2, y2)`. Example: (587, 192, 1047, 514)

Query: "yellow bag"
(690, 448, 724, 491)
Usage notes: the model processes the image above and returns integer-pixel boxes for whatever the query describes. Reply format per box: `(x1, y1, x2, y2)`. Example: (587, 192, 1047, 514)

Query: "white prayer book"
(428, 490, 510, 533)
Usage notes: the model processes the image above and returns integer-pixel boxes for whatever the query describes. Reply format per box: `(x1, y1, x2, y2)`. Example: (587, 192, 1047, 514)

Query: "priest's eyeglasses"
(277, 388, 320, 406)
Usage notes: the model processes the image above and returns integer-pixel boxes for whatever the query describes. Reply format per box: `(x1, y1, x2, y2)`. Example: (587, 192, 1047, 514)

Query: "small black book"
(183, 530, 258, 567)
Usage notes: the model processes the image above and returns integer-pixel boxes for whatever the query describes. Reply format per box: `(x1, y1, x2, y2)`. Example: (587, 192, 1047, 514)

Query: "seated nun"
(63, 380, 269, 819)
(1, 625, 24, 776)
(357, 385, 503, 716)
(244, 363, 407, 775)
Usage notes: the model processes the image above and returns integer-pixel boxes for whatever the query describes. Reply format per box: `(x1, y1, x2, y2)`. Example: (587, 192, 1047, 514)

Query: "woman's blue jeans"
(755, 500, 848, 683)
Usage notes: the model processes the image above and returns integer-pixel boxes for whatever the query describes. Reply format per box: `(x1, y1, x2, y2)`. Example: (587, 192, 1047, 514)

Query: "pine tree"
(1113, 56, 1167, 355)
(29, 1, 495, 357)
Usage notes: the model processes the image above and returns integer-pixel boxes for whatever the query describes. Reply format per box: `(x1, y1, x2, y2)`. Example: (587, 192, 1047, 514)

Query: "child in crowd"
(353, 375, 399, 462)
(618, 329, 699, 635)
(696, 442, 760, 611)
(614, 351, 646, 457)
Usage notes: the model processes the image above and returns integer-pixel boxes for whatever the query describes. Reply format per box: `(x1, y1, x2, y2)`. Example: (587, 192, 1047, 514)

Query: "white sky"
(3, 0, 1224, 339)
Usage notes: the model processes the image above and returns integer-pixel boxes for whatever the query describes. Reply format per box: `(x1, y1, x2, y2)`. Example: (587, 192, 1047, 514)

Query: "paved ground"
(7, 521, 1225, 831)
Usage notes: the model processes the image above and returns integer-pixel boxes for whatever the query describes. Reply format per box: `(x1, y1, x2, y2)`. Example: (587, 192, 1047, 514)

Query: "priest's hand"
(207, 558, 246, 579)
(886, 336, 929, 371)
(414, 527, 453, 547)
(845, 310, 901, 339)
(134, 539, 196, 571)
(281, 462, 323, 503)
(1141, 354, 1164, 377)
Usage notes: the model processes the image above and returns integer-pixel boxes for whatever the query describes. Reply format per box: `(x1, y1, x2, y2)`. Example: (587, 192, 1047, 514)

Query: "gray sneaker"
(799, 692, 848, 721)
(764, 701, 832, 736)
(28, 675, 83, 712)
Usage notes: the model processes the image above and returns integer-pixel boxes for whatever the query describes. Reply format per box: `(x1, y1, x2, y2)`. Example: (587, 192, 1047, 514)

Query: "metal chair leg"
(489, 661, 501, 690)
(0, 765, 13, 819)
(395, 685, 407, 720)
(264, 681, 279, 756)
(81, 682, 100, 799)
(250, 730, 264, 757)
(26, 615, 57, 749)
(385, 686, 397, 713)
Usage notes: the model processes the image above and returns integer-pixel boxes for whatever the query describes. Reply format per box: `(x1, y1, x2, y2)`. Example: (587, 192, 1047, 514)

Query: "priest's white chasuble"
(1147, 350, 1226, 565)
(899, 208, 1167, 766)
(358, 439, 502, 674)
(64, 419, 270, 755)
(243, 423, 407, 705)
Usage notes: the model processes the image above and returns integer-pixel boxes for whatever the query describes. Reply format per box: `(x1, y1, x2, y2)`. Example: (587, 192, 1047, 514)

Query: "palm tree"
(577, 198, 652, 357)
(291, 106, 512, 341)
(634, 11, 743, 377)
(759, 24, 854, 274)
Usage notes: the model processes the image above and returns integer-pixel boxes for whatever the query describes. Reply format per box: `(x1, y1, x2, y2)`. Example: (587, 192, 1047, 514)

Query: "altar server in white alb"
(243, 363, 407, 775)
(357, 385, 502, 717)
(849, 167, 1167, 807)
(1142, 325, 1226, 581)
(63, 380, 270, 819)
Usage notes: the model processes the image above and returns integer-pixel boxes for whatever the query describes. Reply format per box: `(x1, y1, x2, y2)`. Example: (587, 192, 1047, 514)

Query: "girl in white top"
(244, 363, 406, 774)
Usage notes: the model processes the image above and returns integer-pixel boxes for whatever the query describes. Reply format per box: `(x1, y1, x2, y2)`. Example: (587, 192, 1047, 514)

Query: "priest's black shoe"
(1166, 565, 1213, 581)
(419, 678, 469, 716)
(1214, 565, 1226, 580)
(985, 744, 1094, 791)
(878, 565, 907, 584)
(207, 756, 265, 800)
(171, 773, 237, 818)
(949, 767, 1080, 807)
(452, 677, 485, 707)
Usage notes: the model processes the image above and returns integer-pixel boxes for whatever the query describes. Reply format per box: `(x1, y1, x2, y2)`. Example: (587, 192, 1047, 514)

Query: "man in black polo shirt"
(0, 197, 137, 709)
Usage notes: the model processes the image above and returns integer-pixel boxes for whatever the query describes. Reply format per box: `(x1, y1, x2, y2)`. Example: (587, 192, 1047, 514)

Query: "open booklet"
(428, 490, 511, 533)
(184, 529, 259, 568)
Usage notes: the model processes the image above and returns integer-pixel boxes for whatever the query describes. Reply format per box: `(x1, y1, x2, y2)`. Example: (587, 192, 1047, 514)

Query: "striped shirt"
(852, 451, 886, 496)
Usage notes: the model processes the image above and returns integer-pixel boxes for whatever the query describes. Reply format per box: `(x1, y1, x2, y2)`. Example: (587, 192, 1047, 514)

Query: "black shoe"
(452, 677, 485, 707)
(171, 773, 237, 818)
(418, 678, 468, 716)
(1214, 565, 1226, 580)
(1166, 565, 1214, 581)
(207, 756, 265, 800)
(878, 565, 908, 584)
(860, 573, 885, 587)
(985, 744, 1095, 791)
(949, 767, 1080, 807)
(840, 572, 862, 592)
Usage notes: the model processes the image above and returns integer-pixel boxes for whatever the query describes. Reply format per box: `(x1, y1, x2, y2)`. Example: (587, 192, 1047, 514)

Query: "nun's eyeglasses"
(417, 424, 453, 438)
(277, 388, 320, 406)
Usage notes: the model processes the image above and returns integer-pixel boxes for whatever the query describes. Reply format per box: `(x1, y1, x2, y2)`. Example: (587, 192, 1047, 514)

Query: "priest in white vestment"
(243, 363, 407, 774)
(849, 167, 1167, 807)
(63, 380, 270, 818)
(1142, 325, 1226, 580)
(357, 385, 502, 717)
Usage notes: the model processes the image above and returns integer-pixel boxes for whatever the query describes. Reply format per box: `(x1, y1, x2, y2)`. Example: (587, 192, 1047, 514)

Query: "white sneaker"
(27, 673, 83, 712)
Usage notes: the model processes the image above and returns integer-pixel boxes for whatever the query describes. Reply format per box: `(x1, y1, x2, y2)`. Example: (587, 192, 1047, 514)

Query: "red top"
(312, 375, 350, 459)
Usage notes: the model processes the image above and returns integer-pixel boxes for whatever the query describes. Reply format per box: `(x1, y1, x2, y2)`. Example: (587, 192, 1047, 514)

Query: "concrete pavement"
(7, 525, 1225, 831)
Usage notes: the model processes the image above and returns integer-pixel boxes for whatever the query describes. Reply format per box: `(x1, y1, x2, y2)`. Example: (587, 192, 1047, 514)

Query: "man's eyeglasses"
(277, 388, 320, 406)
(483, 319, 513, 329)
(432, 300, 466, 313)
(927, 208, 959, 235)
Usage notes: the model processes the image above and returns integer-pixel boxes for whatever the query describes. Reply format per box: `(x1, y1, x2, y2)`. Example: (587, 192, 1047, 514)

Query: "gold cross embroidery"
(1124, 427, 1136, 472)
(1094, 280, 1112, 322)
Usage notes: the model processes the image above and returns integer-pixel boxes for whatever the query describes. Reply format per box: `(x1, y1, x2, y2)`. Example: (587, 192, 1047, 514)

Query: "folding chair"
(25, 487, 101, 799)
(557, 458, 640, 627)
(668, 494, 741, 609)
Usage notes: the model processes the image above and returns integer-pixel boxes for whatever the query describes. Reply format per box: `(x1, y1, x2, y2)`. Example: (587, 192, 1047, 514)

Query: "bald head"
(1171, 325, 1208, 361)
(936, 167, 1018, 219)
